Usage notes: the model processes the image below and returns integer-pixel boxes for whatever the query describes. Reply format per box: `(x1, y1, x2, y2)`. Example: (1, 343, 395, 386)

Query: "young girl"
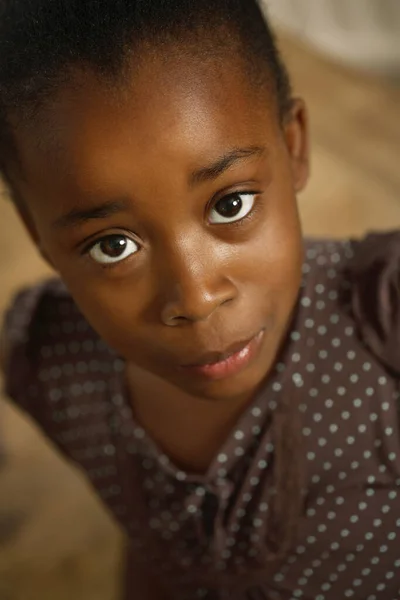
(1, 1, 399, 599)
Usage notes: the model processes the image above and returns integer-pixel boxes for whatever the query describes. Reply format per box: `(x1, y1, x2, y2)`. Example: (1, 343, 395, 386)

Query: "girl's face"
(11, 50, 309, 402)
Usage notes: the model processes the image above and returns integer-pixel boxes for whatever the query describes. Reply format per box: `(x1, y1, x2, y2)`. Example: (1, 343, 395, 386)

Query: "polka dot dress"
(3, 234, 400, 600)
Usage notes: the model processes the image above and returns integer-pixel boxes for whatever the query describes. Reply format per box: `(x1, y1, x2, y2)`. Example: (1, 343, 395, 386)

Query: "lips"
(183, 334, 259, 367)
(180, 329, 265, 381)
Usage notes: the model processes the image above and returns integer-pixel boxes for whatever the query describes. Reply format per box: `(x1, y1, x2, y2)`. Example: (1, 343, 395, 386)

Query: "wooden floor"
(0, 33, 399, 600)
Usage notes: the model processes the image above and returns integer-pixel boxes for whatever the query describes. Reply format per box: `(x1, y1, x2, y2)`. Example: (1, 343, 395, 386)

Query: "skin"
(9, 46, 309, 471)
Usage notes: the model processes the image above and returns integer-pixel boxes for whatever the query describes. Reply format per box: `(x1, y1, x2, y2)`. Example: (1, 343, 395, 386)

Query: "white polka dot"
(341, 529, 350, 537)
(385, 572, 394, 580)
(350, 515, 359, 523)
(293, 373, 304, 387)
(134, 428, 145, 439)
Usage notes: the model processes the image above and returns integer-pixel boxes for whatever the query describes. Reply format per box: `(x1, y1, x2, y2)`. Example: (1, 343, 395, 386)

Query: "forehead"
(13, 50, 278, 196)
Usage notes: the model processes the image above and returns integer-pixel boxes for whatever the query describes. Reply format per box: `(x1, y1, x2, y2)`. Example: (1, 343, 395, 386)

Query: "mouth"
(181, 329, 265, 381)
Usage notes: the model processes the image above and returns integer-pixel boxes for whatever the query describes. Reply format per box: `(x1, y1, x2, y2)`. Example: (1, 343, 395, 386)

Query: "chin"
(176, 362, 271, 403)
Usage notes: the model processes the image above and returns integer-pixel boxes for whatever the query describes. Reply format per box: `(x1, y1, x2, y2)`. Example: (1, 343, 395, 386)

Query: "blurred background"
(0, 2, 400, 599)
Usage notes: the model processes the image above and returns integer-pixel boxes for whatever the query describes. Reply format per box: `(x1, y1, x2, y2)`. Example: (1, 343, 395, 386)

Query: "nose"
(159, 245, 237, 326)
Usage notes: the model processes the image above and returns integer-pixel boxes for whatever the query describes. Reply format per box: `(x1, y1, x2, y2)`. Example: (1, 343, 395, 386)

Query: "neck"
(126, 364, 255, 473)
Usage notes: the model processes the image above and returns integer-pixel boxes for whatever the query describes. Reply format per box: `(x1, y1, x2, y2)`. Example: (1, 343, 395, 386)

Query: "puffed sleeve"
(1, 279, 67, 415)
(345, 230, 400, 375)
(1, 284, 46, 410)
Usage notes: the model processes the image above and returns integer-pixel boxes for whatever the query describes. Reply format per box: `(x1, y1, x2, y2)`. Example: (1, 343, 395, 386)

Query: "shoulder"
(1, 278, 111, 414)
(343, 230, 400, 375)
(304, 232, 400, 375)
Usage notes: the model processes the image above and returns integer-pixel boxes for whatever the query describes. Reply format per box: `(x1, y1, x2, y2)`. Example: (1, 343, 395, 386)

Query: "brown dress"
(2, 233, 400, 600)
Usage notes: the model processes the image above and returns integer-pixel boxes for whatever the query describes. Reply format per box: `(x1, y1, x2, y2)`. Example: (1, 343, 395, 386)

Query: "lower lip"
(183, 330, 265, 381)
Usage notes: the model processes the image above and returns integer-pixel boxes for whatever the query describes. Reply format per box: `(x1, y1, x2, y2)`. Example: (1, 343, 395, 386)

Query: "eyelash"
(209, 190, 262, 227)
(81, 189, 262, 267)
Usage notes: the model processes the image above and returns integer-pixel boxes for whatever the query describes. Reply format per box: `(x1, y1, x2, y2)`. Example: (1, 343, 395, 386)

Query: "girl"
(1, 1, 399, 598)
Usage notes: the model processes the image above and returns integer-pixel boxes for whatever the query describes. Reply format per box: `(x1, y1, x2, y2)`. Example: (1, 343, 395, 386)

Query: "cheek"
(250, 188, 302, 283)
(244, 189, 303, 321)
(60, 276, 149, 357)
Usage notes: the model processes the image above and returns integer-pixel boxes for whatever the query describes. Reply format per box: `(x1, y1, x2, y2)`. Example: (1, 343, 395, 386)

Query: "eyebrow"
(53, 199, 128, 229)
(189, 145, 266, 187)
(53, 146, 266, 229)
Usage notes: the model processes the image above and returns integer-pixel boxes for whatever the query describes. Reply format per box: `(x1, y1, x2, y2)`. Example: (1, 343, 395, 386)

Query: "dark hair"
(0, 0, 301, 560)
(0, 0, 292, 180)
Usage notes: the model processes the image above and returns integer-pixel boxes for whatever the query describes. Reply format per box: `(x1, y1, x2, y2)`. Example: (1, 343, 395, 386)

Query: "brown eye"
(89, 235, 138, 265)
(209, 193, 256, 224)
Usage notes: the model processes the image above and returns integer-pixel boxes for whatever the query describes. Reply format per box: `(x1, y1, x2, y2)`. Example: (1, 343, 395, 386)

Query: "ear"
(283, 97, 310, 193)
(12, 190, 55, 270)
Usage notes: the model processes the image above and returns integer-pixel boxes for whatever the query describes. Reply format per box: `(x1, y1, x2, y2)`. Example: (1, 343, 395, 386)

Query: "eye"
(88, 234, 139, 265)
(209, 192, 256, 224)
